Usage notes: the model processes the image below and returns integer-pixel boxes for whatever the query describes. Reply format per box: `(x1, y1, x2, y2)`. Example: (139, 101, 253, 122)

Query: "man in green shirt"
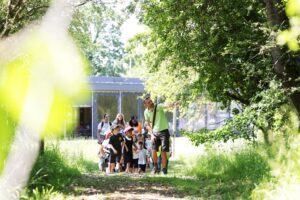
(144, 94, 171, 174)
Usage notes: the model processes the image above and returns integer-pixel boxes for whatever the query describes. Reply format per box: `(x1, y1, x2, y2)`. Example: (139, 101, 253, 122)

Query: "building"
(69, 76, 234, 139)
(71, 76, 144, 139)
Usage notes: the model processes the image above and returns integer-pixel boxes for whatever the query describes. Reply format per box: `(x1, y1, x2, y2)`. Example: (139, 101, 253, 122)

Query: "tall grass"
(252, 136, 300, 199)
(21, 143, 96, 199)
(19, 133, 300, 199)
(176, 147, 271, 199)
(188, 149, 270, 181)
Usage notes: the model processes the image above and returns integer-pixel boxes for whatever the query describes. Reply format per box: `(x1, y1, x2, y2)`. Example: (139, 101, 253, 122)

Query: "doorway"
(76, 107, 92, 138)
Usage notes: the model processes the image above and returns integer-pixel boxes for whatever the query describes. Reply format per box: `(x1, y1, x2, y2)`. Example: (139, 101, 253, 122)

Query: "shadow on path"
(69, 173, 199, 199)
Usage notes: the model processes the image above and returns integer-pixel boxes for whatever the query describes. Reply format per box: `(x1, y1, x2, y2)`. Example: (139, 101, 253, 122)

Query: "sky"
(120, 15, 146, 43)
(112, 0, 147, 44)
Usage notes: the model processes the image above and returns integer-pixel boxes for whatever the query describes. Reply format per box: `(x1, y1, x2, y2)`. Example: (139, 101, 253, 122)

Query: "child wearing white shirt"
(138, 141, 148, 173)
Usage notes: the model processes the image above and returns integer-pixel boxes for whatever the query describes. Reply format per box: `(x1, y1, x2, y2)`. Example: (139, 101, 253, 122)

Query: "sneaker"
(151, 167, 158, 174)
(162, 168, 168, 175)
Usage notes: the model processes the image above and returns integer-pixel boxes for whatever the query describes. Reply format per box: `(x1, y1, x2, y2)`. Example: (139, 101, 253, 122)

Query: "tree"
(125, 33, 216, 131)
(69, 2, 125, 76)
(264, 0, 300, 115)
(124, 32, 197, 103)
(127, 0, 300, 144)
(132, 0, 275, 107)
(0, 1, 127, 76)
(0, 0, 50, 38)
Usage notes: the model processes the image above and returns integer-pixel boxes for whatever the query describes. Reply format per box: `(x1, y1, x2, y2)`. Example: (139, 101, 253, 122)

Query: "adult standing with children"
(97, 113, 112, 144)
(144, 94, 176, 175)
(112, 113, 126, 133)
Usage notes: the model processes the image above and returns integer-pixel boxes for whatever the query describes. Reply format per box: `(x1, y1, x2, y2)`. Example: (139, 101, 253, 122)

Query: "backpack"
(101, 121, 112, 129)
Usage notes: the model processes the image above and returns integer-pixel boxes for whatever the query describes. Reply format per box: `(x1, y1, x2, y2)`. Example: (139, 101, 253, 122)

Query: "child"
(137, 134, 143, 143)
(98, 130, 111, 172)
(108, 124, 124, 173)
(145, 137, 153, 169)
(98, 144, 106, 172)
(123, 126, 135, 173)
(138, 141, 148, 173)
(119, 155, 126, 172)
(132, 135, 139, 173)
(129, 115, 142, 135)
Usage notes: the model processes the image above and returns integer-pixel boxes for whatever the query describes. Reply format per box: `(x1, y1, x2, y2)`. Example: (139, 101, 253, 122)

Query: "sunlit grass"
(21, 141, 99, 199)
(252, 134, 300, 199)
(21, 134, 300, 199)
(27, 146, 80, 192)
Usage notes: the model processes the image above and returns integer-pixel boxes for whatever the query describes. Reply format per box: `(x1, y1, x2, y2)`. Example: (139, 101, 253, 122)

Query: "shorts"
(109, 150, 121, 164)
(124, 152, 133, 166)
(139, 164, 146, 172)
(152, 129, 170, 152)
(132, 159, 138, 168)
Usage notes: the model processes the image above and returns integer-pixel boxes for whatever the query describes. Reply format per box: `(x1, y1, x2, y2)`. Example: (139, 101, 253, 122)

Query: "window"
(97, 94, 118, 122)
(122, 94, 138, 123)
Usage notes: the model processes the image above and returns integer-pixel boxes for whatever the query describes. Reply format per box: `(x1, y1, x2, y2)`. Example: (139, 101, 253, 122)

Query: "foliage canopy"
(70, 2, 125, 76)
(126, 0, 300, 144)
(131, 0, 275, 107)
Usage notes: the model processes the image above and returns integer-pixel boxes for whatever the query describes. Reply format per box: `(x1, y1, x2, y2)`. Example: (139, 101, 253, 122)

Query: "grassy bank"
(21, 141, 98, 199)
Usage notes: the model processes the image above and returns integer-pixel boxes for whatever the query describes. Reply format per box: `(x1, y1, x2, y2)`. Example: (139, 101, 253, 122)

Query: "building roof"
(88, 76, 144, 92)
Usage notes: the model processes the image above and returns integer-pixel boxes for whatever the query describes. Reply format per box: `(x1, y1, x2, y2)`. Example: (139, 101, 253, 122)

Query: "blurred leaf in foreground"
(0, 0, 90, 198)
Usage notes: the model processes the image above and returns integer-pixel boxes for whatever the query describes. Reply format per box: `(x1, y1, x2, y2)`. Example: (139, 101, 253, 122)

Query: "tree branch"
(15, 5, 49, 23)
(0, 1, 50, 38)
(74, 0, 115, 7)
(75, 0, 93, 7)
(1, 0, 25, 37)
(224, 91, 250, 105)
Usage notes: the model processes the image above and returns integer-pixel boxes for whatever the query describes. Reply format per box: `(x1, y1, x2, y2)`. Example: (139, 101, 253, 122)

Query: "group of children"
(96, 111, 172, 174)
(97, 122, 153, 174)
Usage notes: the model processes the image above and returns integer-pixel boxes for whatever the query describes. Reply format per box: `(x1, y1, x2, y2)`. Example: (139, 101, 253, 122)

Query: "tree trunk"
(257, 125, 270, 145)
(262, 129, 270, 145)
(264, 0, 300, 116)
(39, 139, 45, 154)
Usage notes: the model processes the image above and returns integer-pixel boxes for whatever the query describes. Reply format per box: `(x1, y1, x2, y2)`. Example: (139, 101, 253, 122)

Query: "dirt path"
(60, 172, 199, 200)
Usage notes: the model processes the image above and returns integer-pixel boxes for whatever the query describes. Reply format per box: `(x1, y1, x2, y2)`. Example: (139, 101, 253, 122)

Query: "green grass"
(180, 149, 271, 199)
(28, 146, 80, 191)
(20, 138, 278, 199)
(251, 133, 300, 199)
(73, 153, 99, 173)
(21, 143, 98, 200)
(188, 149, 270, 181)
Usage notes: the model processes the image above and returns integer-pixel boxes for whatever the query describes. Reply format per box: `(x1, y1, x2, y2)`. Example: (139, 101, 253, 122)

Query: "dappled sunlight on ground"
(62, 172, 202, 200)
